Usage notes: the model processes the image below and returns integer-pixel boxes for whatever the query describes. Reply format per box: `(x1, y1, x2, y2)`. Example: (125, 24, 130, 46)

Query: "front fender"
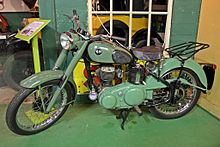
(20, 70, 64, 88)
(160, 58, 208, 89)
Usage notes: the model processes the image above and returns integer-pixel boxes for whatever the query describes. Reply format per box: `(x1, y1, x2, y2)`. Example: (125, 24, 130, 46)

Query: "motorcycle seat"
(131, 45, 163, 61)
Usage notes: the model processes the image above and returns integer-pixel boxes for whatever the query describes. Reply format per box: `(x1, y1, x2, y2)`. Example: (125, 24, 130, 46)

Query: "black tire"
(135, 39, 147, 48)
(2, 51, 36, 91)
(149, 68, 201, 119)
(6, 80, 73, 135)
(132, 29, 164, 47)
(96, 20, 129, 46)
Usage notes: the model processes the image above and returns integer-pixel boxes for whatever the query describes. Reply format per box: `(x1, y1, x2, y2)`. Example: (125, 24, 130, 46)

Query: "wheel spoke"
(38, 85, 46, 112)
(6, 80, 73, 135)
(152, 68, 200, 116)
(16, 84, 67, 131)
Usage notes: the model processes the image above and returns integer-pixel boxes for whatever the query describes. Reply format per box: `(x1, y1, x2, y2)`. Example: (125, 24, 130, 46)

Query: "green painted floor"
(0, 104, 219, 147)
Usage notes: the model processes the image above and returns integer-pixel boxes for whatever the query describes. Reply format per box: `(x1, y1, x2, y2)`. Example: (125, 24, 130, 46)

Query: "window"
(88, 0, 173, 48)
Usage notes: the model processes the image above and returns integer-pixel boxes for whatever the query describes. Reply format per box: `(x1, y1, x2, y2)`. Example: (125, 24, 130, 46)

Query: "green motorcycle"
(6, 10, 213, 135)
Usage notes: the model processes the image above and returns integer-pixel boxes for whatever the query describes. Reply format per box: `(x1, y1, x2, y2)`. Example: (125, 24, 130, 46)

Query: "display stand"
(16, 19, 50, 73)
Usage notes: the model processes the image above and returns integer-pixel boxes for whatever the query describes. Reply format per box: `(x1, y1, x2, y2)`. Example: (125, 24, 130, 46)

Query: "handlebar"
(3, 31, 22, 46)
(65, 10, 126, 42)
(111, 36, 126, 42)
(91, 34, 126, 42)
(6, 38, 22, 46)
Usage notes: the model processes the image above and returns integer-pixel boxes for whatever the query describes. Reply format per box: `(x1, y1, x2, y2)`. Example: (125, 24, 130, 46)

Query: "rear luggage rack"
(165, 42, 209, 61)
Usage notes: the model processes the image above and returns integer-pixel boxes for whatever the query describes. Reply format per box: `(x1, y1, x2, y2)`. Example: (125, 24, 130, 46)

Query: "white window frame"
(88, 0, 173, 48)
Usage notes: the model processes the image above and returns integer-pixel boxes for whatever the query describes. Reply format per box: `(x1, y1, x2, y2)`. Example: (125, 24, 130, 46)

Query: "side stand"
(116, 109, 130, 130)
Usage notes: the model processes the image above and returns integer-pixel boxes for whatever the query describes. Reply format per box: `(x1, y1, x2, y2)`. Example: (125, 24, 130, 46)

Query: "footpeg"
(134, 106, 143, 116)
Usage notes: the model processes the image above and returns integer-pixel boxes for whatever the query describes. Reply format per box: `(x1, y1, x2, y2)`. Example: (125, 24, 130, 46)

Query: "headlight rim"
(60, 33, 71, 50)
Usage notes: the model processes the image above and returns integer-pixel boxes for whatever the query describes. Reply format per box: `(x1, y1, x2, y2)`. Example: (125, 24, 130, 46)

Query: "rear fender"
(160, 58, 207, 90)
(145, 58, 208, 99)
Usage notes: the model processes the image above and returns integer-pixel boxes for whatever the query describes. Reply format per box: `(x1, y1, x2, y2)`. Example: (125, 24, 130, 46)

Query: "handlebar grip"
(111, 36, 126, 42)
(6, 38, 22, 46)
(77, 28, 91, 37)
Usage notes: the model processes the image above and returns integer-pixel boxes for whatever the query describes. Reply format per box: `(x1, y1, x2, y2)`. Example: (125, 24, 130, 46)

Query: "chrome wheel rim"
(16, 84, 67, 131)
(154, 69, 198, 115)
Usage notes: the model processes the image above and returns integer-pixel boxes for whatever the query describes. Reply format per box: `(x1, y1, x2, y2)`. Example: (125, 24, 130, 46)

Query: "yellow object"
(74, 61, 89, 94)
(25, 109, 56, 124)
(196, 0, 220, 118)
(136, 60, 146, 66)
(92, 15, 148, 35)
(26, 18, 40, 24)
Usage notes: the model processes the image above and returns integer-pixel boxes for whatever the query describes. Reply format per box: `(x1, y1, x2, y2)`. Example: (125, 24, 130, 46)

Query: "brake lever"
(72, 9, 80, 30)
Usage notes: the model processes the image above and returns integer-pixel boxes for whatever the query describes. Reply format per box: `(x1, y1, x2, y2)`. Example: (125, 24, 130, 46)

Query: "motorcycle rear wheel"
(6, 80, 72, 135)
(149, 68, 201, 119)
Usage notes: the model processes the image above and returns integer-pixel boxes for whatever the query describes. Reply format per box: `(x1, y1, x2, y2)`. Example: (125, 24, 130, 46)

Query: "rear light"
(213, 64, 217, 70)
(202, 64, 216, 90)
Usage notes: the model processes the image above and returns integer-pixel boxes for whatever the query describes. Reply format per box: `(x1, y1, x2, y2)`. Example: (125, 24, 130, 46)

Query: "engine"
(95, 65, 124, 88)
(96, 66, 115, 87)
(127, 64, 146, 84)
(97, 63, 147, 109)
(98, 82, 146, 109)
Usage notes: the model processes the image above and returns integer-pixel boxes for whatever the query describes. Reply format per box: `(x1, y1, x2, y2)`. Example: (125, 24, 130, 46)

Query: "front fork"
(45, 41, 88, 113)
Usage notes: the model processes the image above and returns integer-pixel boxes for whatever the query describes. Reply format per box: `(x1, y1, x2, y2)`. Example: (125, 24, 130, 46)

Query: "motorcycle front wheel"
(6, 80, 73, 135)
(149, 68, 201, 119)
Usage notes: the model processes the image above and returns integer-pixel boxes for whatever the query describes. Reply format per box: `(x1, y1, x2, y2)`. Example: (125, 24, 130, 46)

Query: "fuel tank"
(88, 41, 133, 64)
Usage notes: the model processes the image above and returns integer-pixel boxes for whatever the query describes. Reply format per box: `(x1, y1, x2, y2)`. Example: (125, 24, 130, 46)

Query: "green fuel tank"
(88, 41, 133, 64)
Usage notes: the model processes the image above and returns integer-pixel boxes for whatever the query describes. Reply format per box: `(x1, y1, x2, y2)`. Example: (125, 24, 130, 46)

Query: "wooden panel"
(170, 0, 201, 46)
(197, 0, 220, 118)
(39, 0, 58, 69)
(39, 0, 88, 69)
(55, 0, 88, 33)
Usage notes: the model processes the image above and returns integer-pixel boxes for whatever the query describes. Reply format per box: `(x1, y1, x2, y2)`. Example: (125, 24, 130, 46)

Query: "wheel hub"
(175, 86, 186, 101)
(32, 97, 49, 112)
(25, 69, 32, 76)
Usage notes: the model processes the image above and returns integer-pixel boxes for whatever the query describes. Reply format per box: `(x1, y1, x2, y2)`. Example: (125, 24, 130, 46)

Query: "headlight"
(60, 33, 71, 50)
(60, 31, 80, 50)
